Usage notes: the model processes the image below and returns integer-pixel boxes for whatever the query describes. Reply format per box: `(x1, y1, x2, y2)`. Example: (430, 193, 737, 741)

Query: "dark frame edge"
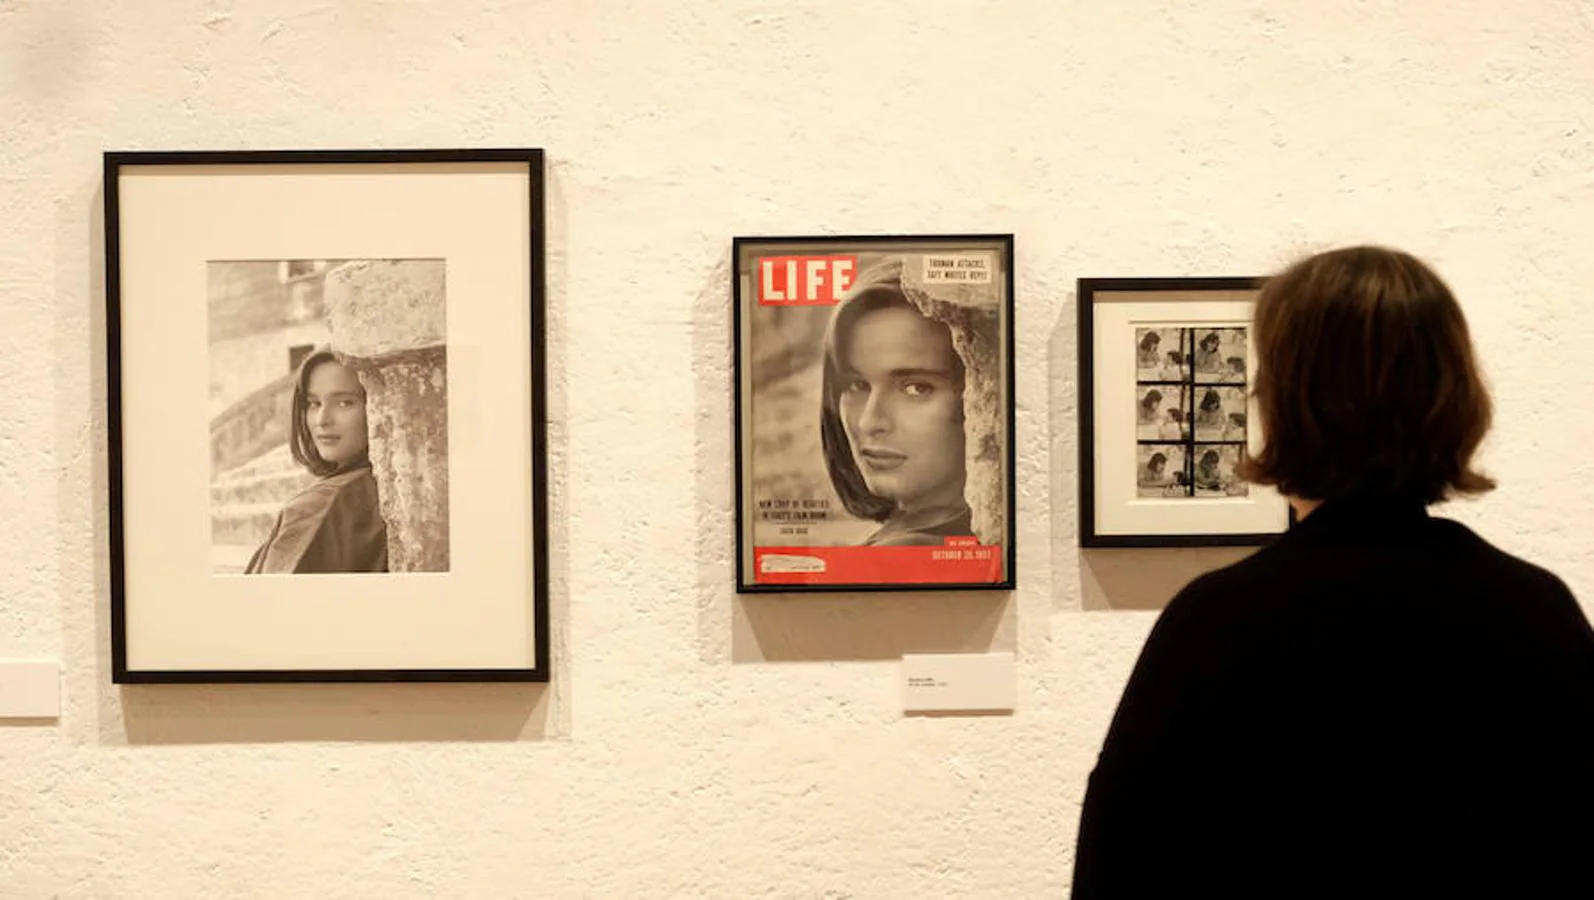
(1079, 532, 1284, 550)
(116, 668, 546, 685)
(99, 148, 544, 167)
(1075, 275, 1265, 294)
(1077, 278, 1098, 547)
(730, 236, 752, 593)
(1000, 234, 1018, 591)
(526, 149, 552, 684)
(736, 579, 1015, 596)
(105, 151, 130, 683)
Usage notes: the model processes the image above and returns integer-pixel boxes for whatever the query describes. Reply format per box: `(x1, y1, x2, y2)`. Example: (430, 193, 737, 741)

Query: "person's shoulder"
(331, 465, 380, 500)
(279, 468, 376, 520)
(1427, 514, 1588, 622)
(1429, 515, 1560, 578)
(278, 478, 340, 522)
(1180, 510, 1574, 595)
(1149, 533, 1320, 639)
(319, 465, 375, 491)
(867, 531, 942, 547)
(1139, 553, 1270, 647)
(864, 507, 974, 546)
(1167, 542, 1281, 604)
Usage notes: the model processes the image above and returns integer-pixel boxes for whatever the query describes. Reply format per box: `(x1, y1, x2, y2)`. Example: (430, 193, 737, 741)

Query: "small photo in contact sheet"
(1193, 386, 1247, 442)
(1136, 443, 1188, 498)
(1135, 327, 1188, 382)
(1193, 327, 1248, 384)
(1135, 385, 1190, 441)
(1192, 444, 1248, 498)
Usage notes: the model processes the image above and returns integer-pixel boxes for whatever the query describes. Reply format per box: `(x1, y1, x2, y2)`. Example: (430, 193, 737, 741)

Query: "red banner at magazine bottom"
(752, 543, 1004, 586)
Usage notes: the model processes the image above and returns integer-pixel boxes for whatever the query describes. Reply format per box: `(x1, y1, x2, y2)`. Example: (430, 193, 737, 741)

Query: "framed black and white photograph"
(1079, 277, 1291, 547)
(104, 148, 549, 682)
(732, 234, 1016, 592)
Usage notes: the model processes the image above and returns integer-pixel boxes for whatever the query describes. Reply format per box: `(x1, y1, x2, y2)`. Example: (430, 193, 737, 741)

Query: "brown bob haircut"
(1238, 245, 1495, 505)
(289, 348, 370, 478)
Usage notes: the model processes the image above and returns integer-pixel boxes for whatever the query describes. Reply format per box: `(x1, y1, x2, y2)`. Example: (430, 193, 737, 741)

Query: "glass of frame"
(1077, 276, 1292, 547)
(732, 234, 1016, 593)
(104, 148, 549, 683)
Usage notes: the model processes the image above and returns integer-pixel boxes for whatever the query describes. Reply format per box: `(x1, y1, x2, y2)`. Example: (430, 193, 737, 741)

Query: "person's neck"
(890, 491, 968, 526)
(1290, 493, 1434, 524)
(1289, 496, 1324, 520)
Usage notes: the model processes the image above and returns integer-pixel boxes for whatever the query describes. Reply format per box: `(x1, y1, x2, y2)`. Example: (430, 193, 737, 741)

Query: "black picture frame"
(104, 148, 550, 683)
(1077, 276, 1293, 548)
(732, 234, 1017, 593)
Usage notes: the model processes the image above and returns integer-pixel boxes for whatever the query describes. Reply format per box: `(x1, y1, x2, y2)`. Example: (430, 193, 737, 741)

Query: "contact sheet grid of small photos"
(1078, 275, 1292, 548)
(1134, 326, 1250, 499)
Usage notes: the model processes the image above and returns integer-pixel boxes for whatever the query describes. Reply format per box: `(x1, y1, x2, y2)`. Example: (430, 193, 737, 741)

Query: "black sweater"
(1072, 496, 1594, 898)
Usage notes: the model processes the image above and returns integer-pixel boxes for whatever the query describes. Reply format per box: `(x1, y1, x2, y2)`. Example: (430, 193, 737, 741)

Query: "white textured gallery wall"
(3, 1, 1593, 895)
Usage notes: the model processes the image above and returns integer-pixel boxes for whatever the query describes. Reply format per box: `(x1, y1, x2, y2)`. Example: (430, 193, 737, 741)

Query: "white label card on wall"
(0, 659, 61, 719)
(901, 652, 1015, 713)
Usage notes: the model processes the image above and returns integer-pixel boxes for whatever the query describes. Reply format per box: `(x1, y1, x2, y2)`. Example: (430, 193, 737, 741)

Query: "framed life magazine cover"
(104, 148, 550, 683)
(732, 234, 1016, 593)
(1078, 276, 1292, 547)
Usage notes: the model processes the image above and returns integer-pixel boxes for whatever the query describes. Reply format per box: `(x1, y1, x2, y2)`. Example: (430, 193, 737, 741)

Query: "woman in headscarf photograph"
(817, 260, 984, 547)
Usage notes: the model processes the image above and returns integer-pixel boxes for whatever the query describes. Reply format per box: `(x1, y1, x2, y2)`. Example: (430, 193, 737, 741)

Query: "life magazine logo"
(756, 255, 858, 306)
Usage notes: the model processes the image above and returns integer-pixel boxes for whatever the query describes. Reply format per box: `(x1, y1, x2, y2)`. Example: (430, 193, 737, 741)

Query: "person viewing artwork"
(243, 348, 389, 574)
(1072, 245, 1594, 896)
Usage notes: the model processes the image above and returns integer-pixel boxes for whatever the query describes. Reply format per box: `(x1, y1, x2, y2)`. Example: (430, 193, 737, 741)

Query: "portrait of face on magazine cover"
(733, 235, 1015, 592)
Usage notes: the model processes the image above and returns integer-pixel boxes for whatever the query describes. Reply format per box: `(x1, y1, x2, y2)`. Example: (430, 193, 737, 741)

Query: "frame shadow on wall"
(692, 252, 1014, 663)
(69, 173, 566, 746)
(1048, 286, 1262, 612)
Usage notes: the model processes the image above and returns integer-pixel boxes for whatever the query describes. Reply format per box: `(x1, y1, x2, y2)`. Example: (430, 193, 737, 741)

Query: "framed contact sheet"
(732, 234, 1016, 592)
(1078, 276, 1292, 547)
